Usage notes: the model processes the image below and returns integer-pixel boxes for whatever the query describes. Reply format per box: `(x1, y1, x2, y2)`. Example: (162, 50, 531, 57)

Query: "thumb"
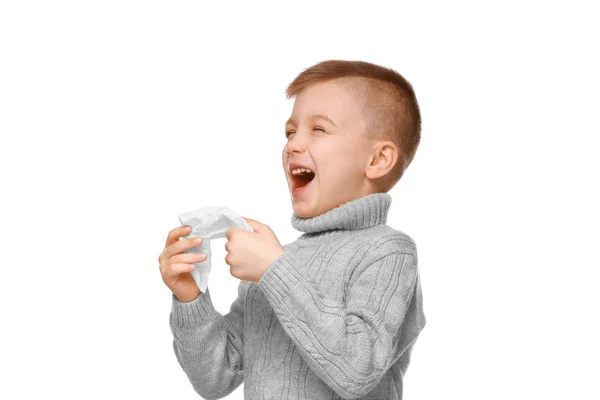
(242, 217, 262, 232)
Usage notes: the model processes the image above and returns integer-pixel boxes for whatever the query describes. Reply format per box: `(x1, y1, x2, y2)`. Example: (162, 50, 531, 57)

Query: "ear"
(365, 140, 399, 180)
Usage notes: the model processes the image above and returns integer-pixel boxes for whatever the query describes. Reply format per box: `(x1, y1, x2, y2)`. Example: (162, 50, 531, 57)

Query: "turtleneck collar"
(291, 192, 392, 233)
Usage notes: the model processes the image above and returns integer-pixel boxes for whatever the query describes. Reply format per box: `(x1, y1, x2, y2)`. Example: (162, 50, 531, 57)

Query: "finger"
(226, 227, 240, 240)
(171, 252, 207, 265)
(162, 235, 203, 261)
(242, 217, 260, 232)
(162, 263, 195, 280)
(164, 225, 191, 250)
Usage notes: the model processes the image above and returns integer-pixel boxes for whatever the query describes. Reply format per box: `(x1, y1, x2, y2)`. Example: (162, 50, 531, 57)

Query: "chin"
(292, 201, 317, 218)
(289, 181, 323, 218)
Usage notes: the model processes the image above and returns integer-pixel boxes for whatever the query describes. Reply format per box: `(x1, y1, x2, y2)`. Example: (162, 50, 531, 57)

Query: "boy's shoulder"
(345, 226, 418, 284)
(360, 224, 418, 258)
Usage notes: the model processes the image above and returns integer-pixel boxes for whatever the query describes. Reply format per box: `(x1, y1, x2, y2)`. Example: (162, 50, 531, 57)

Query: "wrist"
(174, 289, 201, 303)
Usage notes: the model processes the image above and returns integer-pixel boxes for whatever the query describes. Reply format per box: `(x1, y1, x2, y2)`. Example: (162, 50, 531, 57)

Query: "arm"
(258, 251, 425, 399)
(169, 280, 248, 400)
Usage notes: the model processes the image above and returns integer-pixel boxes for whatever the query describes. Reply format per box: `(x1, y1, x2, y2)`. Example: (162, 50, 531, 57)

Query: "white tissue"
(177, 206, 254, 293)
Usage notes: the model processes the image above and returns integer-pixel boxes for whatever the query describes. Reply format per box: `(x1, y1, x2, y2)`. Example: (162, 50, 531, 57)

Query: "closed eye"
(285, 127, 325, 138)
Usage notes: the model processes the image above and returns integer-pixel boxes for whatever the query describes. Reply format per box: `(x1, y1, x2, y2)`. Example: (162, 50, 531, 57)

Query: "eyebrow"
(285, 114, 337, 127)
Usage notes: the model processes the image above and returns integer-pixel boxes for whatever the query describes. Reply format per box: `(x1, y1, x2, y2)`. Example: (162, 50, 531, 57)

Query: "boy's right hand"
(159, 226, 206, 303)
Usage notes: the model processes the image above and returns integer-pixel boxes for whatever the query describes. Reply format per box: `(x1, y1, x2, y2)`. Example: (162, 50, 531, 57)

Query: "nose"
(284, 131, 307, 155)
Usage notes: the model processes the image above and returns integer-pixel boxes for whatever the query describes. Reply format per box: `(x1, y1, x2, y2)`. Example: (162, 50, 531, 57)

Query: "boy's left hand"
(224, 217, 285, 282)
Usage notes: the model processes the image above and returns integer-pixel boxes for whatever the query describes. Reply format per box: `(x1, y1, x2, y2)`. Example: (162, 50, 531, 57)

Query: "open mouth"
(291, 170, 316, 192)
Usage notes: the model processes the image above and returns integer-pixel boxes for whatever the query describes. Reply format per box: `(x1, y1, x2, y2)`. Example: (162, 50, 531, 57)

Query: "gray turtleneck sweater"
(169, 193, 426, 399)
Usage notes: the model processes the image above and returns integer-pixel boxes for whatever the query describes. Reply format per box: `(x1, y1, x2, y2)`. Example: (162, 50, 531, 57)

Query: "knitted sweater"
(169, 193, 426, 399)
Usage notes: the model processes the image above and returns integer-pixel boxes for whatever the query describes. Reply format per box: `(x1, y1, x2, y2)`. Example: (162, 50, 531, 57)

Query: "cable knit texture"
(169, 193, 426, 399)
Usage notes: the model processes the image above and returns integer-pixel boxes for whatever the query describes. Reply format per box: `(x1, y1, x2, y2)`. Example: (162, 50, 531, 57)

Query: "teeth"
(291, 168, 313, 175)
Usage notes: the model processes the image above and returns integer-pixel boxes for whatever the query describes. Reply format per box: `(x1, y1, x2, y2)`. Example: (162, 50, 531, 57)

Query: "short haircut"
(286, 60, 421, 190)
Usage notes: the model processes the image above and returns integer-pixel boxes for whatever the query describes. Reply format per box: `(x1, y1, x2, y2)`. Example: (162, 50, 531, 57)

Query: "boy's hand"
(158, 226, 206, 302)
(225, 217, 285, 283)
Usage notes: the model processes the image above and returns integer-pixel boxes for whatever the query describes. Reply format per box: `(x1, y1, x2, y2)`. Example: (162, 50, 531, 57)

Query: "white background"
(1, 1, 598, 399)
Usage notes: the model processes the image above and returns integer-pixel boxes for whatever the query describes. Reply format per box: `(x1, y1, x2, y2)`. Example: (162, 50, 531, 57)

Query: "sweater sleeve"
(169, 281, 248, 400)
(258, 250, 425, 399)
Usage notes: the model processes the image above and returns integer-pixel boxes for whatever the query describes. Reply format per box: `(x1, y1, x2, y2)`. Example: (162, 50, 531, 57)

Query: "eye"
(313, 127, 325, 132)
(285, 130, 295, 138)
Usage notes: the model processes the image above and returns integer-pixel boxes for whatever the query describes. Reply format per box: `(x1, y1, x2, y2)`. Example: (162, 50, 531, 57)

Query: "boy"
(159, 60, 426, 399)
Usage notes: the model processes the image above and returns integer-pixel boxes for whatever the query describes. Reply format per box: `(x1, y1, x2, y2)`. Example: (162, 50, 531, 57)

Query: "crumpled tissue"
(177, 206, 253, 293)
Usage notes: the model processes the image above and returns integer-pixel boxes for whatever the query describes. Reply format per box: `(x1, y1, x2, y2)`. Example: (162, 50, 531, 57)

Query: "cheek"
(319, 154, 352, 182)
(328, 144, 366, 180)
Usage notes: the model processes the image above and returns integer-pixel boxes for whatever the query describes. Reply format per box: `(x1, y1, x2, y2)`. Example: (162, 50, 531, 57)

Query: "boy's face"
(283, 79, 376, 218)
